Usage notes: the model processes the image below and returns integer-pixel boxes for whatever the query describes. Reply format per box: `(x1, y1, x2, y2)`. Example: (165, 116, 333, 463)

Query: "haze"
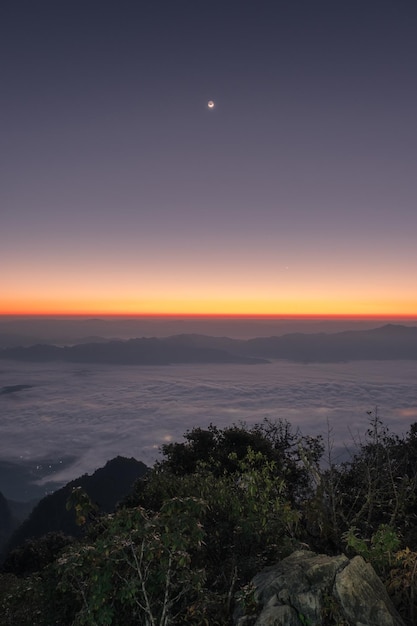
(2, 314, 417, 345)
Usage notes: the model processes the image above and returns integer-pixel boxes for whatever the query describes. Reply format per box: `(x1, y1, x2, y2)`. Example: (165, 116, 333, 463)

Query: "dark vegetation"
(4, 456, 148, 556)
(0, 492, 15, 551)
(2, 412, 417, 624)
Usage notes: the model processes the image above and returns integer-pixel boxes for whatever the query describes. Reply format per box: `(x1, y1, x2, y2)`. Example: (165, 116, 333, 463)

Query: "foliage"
(0, 573, 42, 626)
(343, 524, 400, 576)
(235, 582, 260, 617)
(387, 547, 417, 625)
(3, 531, 74, 576)
(56, 496, 207, 625)
(304, 410, 417, 555)
(5, 416, 417, 624)
(122, 445, 300, 595)
(66, 486, 99, 527)
(343, 526, 417, 625)
(158, 419, 323, 503)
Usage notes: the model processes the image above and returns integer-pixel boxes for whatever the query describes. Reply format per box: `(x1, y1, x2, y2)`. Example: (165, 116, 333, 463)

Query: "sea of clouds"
(1, 359, 417, 498)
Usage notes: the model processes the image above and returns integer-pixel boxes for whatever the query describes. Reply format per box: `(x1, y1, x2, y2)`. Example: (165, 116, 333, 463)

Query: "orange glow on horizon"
(4, 240, 417, 320)
(2, 295, 417, 319)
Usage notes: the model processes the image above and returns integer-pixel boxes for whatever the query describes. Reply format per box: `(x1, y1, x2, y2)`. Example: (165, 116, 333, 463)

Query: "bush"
(5, 416, 417, 624)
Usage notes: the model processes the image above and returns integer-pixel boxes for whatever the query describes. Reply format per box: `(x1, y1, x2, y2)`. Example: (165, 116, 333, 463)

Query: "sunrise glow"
(3, 1, 417, 324)
(2, 295, 417, 318)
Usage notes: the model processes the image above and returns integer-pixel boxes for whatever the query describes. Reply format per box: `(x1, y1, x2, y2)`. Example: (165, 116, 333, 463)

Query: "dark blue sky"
(2, 0, 417, 315)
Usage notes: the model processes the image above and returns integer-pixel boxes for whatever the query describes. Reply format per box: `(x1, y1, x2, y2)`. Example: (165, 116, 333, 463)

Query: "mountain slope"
(3, 456, 148, 559)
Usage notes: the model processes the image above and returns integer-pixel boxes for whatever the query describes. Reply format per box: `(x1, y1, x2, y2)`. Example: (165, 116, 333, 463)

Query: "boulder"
(234, 550, 405, 626)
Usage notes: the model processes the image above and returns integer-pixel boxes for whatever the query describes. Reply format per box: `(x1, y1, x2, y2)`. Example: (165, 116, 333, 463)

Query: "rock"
(234, 550, 405, 626)
(334, 556, 403, 626)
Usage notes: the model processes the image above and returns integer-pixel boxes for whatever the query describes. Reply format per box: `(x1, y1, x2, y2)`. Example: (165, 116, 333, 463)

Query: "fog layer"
(1, 359, 416, 499)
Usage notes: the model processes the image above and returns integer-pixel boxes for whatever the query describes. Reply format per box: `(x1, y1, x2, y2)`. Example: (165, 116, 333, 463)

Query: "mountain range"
(0, 324, 417, 364)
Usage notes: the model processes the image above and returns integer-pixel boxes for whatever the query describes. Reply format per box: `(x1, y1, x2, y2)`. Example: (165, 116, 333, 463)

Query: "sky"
(2, 0, 417, 316)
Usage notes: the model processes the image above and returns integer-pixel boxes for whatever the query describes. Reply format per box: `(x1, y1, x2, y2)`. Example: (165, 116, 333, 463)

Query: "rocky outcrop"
(234, 550, 405, 626)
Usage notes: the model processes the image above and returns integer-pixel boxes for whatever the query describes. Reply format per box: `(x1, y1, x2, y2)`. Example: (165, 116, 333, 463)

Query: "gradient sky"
(2, 0, 417, 316)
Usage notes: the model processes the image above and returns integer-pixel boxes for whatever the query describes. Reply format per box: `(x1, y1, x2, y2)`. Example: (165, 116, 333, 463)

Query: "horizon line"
(2, 313, 417, 320)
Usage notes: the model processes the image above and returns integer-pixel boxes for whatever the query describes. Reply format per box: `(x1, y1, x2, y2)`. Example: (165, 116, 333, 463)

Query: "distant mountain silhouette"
(0, 325, 416, 363)
(237, 324, 417, 362)
(3, 457, 148, 560)
(0, 333, 40, 349)
(0, 331, 114, 349)
(0, 337, 266, 365)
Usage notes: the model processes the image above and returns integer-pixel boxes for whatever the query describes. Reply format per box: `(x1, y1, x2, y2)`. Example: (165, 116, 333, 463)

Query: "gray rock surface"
(234, 550, 405, 626)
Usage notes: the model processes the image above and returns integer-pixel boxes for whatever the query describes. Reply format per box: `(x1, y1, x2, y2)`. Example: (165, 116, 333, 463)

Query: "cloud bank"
(1, 359, 416, 496)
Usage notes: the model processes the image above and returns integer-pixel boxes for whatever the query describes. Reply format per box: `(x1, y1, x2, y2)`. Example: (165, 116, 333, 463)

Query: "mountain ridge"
(0, 324, 416, 364)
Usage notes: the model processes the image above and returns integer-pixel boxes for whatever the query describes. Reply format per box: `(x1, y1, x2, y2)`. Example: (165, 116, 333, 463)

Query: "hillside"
(3, 456, 148, 560)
